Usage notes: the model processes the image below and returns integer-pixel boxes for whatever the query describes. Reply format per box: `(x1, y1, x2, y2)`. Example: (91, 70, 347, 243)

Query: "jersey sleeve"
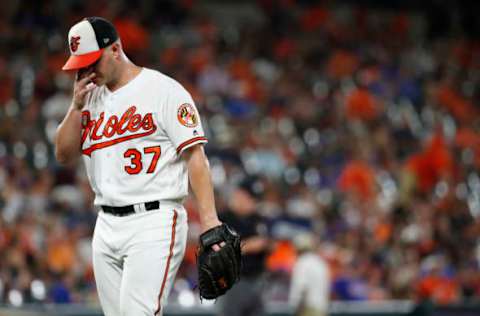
(163, 81, 208, 155)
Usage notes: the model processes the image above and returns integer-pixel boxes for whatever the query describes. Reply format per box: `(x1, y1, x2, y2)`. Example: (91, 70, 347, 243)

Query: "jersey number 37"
(123, 146, 161, 175)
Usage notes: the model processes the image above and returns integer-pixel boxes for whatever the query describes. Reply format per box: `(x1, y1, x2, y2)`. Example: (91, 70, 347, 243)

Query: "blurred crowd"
(1, 0, 480, 309)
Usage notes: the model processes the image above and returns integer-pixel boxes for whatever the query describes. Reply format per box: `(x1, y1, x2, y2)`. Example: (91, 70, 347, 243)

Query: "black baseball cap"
(62, 17, 118, 71)
(238, 176, 265, 200)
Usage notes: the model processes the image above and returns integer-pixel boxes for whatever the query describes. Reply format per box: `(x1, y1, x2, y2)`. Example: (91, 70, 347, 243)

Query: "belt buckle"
(133, 203, 145, 214)
(133, 201, 159, 214)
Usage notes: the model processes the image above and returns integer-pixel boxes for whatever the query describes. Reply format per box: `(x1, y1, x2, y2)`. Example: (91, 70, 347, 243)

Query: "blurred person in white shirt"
(289, 232, 330, 316)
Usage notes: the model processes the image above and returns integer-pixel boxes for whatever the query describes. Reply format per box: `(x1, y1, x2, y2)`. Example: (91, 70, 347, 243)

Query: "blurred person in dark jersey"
(218, 176, 270, 316)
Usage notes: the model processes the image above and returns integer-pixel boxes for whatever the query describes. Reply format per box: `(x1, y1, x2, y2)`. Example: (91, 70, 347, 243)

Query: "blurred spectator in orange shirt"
(114, 14, 149, 56)
(327, 50, 359, 80)
(406, 133, 453, 194)
(338, 160, 377, 202)
(416, 257, 460, 305)
(47, 225, 76, 274)
(267, 240, 297, 273)
(435, 84, 477, 124)
(345, 88, 382, 121)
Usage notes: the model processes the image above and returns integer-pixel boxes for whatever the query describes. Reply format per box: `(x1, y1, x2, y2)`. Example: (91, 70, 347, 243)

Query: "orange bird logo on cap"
(70, 36, 81, 52)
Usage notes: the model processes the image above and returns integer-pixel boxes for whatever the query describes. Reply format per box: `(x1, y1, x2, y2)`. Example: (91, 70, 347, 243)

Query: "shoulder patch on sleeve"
(177, 103, 198, 127)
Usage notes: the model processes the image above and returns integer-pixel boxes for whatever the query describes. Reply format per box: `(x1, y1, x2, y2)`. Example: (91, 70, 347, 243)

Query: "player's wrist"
(200, 217, 222, 233)
(71, 100, 84, 111)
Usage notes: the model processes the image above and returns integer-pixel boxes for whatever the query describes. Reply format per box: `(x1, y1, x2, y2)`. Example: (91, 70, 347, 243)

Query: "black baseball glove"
(197, 223, 241, 300)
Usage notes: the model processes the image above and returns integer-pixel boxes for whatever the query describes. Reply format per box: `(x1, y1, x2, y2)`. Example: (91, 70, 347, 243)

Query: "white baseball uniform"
(81, 67, 207, 316)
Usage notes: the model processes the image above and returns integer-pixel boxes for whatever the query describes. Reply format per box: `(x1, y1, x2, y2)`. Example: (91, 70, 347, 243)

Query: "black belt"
(101, 201, 160, 217)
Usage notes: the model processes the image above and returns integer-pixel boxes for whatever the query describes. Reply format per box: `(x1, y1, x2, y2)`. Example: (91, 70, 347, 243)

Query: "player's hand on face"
(72, 68, 97, 110)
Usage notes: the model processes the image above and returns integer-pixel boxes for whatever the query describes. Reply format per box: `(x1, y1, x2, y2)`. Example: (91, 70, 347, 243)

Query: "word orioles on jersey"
(81, 106, 156, 156)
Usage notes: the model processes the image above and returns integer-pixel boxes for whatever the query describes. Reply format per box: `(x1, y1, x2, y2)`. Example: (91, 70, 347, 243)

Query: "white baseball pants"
(92, 203, 188, 316)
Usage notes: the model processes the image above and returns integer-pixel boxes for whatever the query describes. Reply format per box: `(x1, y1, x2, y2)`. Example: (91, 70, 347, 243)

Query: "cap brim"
(62, 49, 103, 71)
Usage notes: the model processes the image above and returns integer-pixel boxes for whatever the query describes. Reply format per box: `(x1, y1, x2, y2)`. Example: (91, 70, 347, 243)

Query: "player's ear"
(110, 42, 121, 59)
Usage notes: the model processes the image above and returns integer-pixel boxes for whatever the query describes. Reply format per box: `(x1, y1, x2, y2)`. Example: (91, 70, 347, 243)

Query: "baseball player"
(55, 17, 226, 315)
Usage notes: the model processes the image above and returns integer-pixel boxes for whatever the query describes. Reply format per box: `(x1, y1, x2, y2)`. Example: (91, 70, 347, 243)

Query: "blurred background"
(1, 0, 480, 315)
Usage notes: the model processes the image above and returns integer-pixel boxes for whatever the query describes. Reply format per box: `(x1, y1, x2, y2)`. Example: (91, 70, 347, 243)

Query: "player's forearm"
(241, 236, 269, 254)
(186, 145, 221, 232)
(55, 104, 82, 164)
